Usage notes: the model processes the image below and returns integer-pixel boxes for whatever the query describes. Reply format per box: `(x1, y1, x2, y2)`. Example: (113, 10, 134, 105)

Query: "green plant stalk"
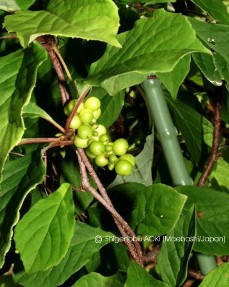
(141, 76, 217, 275)
(142, 77, 193, 186)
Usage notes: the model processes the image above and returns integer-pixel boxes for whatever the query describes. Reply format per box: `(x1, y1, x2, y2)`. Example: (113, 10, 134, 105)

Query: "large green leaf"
(109, 183, 187, 235)
(0, 0, 35, 11)
(165, 94, 211, 164)
(191, 0, 229, 25)
(137, 184, 187, 235)
(157, 55, 191, 99)
(14, 183, 75, 273)
(189, 19, 229, 79)
(156, 206, 196, 287)
(14, 222, 114, 287)
(73, 272, 124, 287)
(0, 149, 45, 268)
(176, 186, 229, 255)
(124, 261, 169, 287)
(108, 134, 154, 188)
(199, 262, 229, 287)
(0, 43, 47, 181)
(86, 9, 209, 95)
(4, 0, 120, 48)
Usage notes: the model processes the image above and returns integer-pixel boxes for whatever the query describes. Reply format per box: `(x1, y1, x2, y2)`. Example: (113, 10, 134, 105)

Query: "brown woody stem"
(197, 99, 221, 186)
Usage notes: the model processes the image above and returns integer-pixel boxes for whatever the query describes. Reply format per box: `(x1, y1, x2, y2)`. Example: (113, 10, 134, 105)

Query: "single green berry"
(77, 124, 93, 139)
(64, 99, 84, 115)
(112, 138, 129, 156)
(115, 159, 132, 176)
(70, 114, 82, 130)
(93, 108, 101, 120)
(99, 134, 110, 143)
(108, 163, 115, 170)
(85, 148, 96, 159)
(119, 154, 136, 166)
(95, 154, 109, 167)
(74, 135, 89, 148)
(95, 124, 107, 136)
(79, 109, 94, 124)
(84, 96, 101, 111)
(64, 99, 77, 116)
(108, 154, 118, 164)
(89, 141, 105, 156)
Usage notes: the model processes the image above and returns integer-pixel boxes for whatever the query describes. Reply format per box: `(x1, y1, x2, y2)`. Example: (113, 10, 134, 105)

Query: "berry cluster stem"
(76, 149, 143, 265)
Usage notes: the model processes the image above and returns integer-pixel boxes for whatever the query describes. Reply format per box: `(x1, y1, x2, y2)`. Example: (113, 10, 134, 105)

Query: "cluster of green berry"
(64, 97, 135, 176)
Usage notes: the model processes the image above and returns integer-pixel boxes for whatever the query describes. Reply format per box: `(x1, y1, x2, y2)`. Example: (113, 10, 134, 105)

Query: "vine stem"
(141, 76, 193, 186)
(76, 149, 143, 265)
(37, 36, 70, 106)
(197, 99, 221, 186)
(141, 76, 217, 275)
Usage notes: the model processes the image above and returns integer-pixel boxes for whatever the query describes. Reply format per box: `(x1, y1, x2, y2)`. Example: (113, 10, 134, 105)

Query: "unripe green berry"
(85, 148, 96, 159)
(93, 108, 101, 120)
(120, 154, 136, 166)
(89, 141, 105, 156)
(84, 96, 101, 111)
(113, 138, 129, 156)
(77, 124, 93, 139)
(79, 109, 94, 124)
(108, 163, 115, 170)
(115, 159, 132, 176)
(95, 154, 108, 167)
(95, 124, 107, 136)
(70, 114, 82, 130)
(99, 134, 110, 143)
(109, 154, 118, 164)
(74, 135, 89, 148)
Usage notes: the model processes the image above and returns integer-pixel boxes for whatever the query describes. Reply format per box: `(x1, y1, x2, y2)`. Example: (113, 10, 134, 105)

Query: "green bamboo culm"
(141, 76, 217, 275)
(141, 76, 193, 186)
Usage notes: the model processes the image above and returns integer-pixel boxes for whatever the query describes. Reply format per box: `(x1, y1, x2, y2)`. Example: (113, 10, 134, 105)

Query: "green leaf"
(87, 9, 209, 95)
(0, 149, 45, 269)
(108, 134, 154, 188)
(14, 183, 75, 273)
(97, 91, 125, 127)
(137, 184, 187, 235)
(156, 206, 196, 287)
(125, 261, 169, 287)
(199, 262, 229, 287)
(176, 186, 229, 255)
(157, 55, 191, 99)
(192, 53, 223, 87)
(191, 0, 229, 25)
(23, 102, 60, 127)
(165, 94, 211, 164)
(210, 157, 229, 192)
(0, 0, 35, 11)
(14, 222, 114, 287)
(190, 18, 229, 89)
(73, 272, 124, 287)
(189, 18, 229, 63)
(0, 43, 47, 181)
(4, 0, 120, 48)
(109, 183, 187, 234)
(120, 0, 174, 3)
